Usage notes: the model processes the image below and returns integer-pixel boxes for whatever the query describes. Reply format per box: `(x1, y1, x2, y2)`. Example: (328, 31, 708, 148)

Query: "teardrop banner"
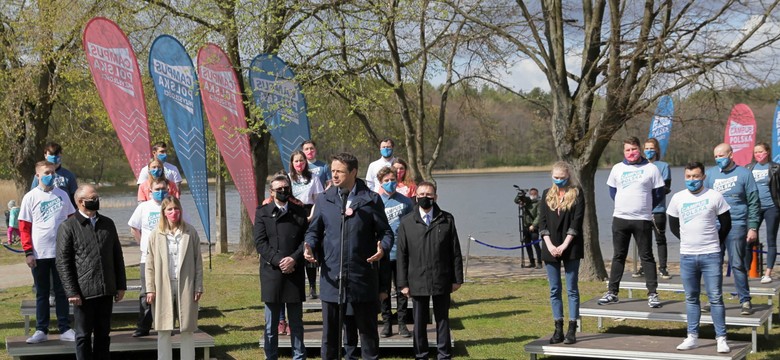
(772, 100, 780, 163)
(647, 95, 674, 159)
(149, 35, 211, 246)
(83, 17, 150, 179)
(724, 103, 757, 166)
(197, 43, 258, 222)
(248, 54, 311, 170)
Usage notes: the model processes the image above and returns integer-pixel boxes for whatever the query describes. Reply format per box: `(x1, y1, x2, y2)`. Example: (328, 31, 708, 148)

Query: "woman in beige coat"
(145, 197, 204, 360)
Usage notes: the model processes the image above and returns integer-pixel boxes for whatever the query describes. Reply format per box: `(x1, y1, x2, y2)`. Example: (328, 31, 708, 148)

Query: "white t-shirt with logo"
(18, 187, 76, 259)
(137, 163, 182, 185)
(667, 188, 731, 255)
(128, 200, 162, 263)
(607, 161, 665, 221)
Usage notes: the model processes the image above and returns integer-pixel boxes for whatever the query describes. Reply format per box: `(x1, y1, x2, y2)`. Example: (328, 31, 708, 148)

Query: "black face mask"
(275, 189, 292, 203)
(84, 199, 100, 211)
(417, 196, 434, 209)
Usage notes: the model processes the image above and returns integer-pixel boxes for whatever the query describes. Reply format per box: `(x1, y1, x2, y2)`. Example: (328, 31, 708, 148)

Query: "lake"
(98, 167, 695, 261)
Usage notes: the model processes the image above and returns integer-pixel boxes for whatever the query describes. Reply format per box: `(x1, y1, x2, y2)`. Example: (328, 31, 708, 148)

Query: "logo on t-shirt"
(54, 174, 68, 189)
(39, 197, 64, 222)
(712, 176, 738, 194)
(620, 170, 644, 188)
(753, 169, 769, 182)
(144, 212, 161, 230)
(680, 199, 710, 224)
(385, 203, 406, 223)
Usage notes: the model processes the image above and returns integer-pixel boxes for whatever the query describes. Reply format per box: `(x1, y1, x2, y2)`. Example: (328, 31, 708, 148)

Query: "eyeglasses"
(272, 186, 291, 192)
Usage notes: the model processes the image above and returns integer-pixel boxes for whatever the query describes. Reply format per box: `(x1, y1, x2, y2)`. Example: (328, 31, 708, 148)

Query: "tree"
(0, 1, 101, 198)
(454, 0, 780, 279)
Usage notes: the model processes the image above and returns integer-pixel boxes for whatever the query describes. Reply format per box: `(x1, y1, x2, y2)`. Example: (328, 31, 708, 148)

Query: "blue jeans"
(32, 258, 70, 333)
(725, 223, 752, 303)
(545, 259, 580, 321)
(758, 206, 779, 270)
(264, 302, 305, 360)
(680, 253, 727, 337)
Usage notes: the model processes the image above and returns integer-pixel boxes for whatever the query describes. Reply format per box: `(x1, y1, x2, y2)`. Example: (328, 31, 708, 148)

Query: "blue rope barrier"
(2, 243, 24, 253)
(470, 236, 542, 250)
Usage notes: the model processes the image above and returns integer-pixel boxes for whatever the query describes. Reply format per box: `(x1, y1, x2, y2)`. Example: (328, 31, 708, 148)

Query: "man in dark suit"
(304, 152, 394, 360)
(255, 175, 309, 360)
(397, 181, 464, 360)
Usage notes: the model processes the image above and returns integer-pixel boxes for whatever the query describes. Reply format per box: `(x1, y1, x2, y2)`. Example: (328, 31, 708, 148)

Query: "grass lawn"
(0, 254, 778, 359)
(0, 242, 25, 266)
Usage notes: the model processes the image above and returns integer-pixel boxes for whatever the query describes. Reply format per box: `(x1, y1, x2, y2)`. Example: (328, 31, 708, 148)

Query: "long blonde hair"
(157, 196, 184, 233)
(546, 161, 579, 212)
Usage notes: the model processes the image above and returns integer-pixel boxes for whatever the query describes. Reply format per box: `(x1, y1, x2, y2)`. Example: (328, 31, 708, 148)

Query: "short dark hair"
(684, 161, 705, 174)
(331, 152, 358, 172)
(623, 136, 641, 148)
(44, 142, 62, 155)
(417, 181, 437, 194)
(529, 188, 538, 193)
(270, 174, 290, 188)
(380, 138, 395, 147)
(152, 141, 167, 153)
(302, 140, 316, 148)
(377, 166, 395, 182)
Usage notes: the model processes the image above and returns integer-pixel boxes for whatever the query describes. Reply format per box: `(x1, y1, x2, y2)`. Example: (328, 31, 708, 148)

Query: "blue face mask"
(152, 190, 168, 202)
(157, 153, 168, 163)
(46, 155, 61, 165)
(150, 168, 164, 178)
(685, 179, 703, 192)
(380, 148, 393, 158)
(381, 181, 397, 194)
(644, 150, 656, 160)
(552, 177, 568, 187)
(715, 157, 730, 170)
(41, 174, 55, 188)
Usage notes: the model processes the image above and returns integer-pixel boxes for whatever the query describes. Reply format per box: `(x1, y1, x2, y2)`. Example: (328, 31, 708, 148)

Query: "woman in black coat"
(537, 161, 585, 345)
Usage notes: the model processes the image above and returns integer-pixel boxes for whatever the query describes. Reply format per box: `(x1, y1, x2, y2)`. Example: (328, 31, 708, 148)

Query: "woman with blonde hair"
(138, 159, 180, 202)
(537, 161, 585, 345)
(145, 197, 203, 360)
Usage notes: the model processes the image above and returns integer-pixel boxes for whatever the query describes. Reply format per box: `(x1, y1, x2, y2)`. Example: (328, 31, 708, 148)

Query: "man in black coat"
(304, 152, 393, 360)
(255, 174, 309, 360)
(397, 181, 463, 360)
(56, 185, 127, 360)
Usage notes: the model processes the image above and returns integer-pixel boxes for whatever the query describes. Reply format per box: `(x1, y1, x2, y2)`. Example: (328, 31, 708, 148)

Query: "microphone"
(339, 188, 349, 215)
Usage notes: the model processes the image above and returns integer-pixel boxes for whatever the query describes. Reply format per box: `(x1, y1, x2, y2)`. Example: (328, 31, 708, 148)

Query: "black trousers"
(523, 230, 542, 264)
(137, 263, 153, 331)
(608, 217, 658, 294)
(380, 260, 408, 324)
(652, 213, 668, 270)
(321, 301, 379, 360)
(412, 294, 452, 360)
(74, 295, 114, 360)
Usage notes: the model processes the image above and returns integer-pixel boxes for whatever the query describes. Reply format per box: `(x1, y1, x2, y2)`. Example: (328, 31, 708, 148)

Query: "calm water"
(99, 168, 694, 261)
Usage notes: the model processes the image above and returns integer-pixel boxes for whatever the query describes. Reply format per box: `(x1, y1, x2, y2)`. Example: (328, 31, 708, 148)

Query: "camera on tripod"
(513, 185, 531, 205)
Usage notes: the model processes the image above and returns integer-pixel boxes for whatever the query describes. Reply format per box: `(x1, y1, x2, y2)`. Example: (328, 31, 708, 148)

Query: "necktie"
(424, 213, 431, 226)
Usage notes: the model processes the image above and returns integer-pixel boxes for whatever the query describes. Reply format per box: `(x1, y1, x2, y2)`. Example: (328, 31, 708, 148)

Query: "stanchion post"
(465, 235, 472, 282)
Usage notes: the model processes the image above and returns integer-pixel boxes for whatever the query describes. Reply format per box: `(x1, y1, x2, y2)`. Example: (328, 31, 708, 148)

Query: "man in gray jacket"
(57, 185, 127, 360)
(397, 181, 464, 360)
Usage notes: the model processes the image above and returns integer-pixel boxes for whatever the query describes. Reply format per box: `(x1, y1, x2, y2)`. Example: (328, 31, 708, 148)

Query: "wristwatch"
(749, 228, 757, 232)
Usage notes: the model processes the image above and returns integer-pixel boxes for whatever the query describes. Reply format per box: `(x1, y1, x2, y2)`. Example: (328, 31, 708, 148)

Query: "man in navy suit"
(305, 152, 393, 360)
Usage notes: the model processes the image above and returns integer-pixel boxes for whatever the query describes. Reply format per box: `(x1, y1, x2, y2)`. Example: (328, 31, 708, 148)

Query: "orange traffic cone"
(749, 244, 760, 278)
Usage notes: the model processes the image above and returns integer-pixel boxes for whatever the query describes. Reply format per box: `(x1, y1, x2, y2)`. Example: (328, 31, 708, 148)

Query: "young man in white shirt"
(599, 136, 666, 308)
(136, 141, 182, 187)
(667, 161, 732, 353)
(128, 178, 168, 337)
(365, 138, 396, 191)
(19, 161, 77, 343)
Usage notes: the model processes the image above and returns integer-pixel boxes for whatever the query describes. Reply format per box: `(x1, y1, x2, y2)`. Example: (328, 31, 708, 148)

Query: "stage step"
(525, 332, 750, 360)
(258, 323, 452, 348)
(618, 272, 780, 306)
(6, 329, 214, 360)
(20, 298, 138, 336)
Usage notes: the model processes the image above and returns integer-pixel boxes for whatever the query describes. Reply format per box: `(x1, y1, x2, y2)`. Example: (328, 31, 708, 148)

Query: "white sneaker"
(60, 329, 76, 342)
(716, 336, 730, 353)
(26, 330, 47, 344)
(676, 334, 698, 350)
(761, 275, 772, 284)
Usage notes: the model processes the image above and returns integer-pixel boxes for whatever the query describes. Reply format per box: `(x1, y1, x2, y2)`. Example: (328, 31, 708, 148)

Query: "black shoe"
(741, 301, 753, 315)
(381, 322, 392, 338)
(563, 320, 577, 344)
(631, 269, 645, 278)
(659, 268, 672, 280)
(132, 329, 149, 337)
(399, 324, 411, 338)
(550, 319, 564, 344)
(535, 262, 543, 269)
(309, 287, 318, 299)
(529, 261, 536, 268)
